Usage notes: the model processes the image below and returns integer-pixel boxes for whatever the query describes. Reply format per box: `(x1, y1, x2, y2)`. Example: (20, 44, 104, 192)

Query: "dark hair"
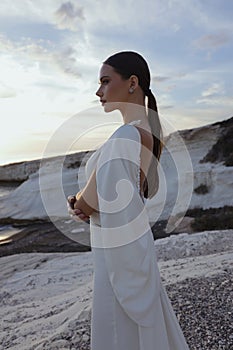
(104, 51, 163, 198)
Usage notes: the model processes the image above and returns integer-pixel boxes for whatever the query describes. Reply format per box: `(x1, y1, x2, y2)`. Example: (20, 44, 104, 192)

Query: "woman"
(68, 51, 189, 350)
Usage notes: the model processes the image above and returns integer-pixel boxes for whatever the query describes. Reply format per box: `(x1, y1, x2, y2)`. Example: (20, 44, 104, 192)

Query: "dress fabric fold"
(85, 124, 189, 350)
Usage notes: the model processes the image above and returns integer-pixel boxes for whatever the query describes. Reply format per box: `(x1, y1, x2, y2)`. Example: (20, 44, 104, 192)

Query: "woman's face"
(96, 64, 130, 113)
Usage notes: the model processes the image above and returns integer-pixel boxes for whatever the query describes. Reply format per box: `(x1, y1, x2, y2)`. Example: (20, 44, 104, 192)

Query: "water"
(0, 225, 22, 245)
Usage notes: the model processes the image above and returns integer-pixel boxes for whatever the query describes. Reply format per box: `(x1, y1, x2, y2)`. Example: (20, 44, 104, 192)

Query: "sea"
(0, 183, 22, 244)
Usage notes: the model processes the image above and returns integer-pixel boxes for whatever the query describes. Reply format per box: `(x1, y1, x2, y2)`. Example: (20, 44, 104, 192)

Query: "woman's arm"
(72, 168, 99, 216)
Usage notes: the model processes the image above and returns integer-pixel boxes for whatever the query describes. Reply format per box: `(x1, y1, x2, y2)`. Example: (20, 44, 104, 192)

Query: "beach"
(0, 229, 232, 350)
(0, 117, 232, 349)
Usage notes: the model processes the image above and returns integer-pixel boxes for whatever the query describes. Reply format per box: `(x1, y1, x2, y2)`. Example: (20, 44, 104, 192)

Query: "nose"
(96, 86, 103, 97)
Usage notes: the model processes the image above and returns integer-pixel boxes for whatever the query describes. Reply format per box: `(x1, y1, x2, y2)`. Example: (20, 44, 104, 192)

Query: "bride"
(67, 51, 190, 350)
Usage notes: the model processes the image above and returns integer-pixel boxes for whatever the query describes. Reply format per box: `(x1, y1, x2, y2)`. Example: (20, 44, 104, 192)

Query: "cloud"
(196, 82, 229, 105)
(0, 33, 82, 78)
(54, 1, 85, 31)
(196, 95, 233, 107)
(0, 0, 232, 135)
(160, 105, 174, 110)
(152, 76, 170, 83)
(32, 45, 81, 79)
(157, 93, 175, 111)
(52, 46, 82, 78)
(152, 72, 187, 85)
(193, 32, 231, 50)
(201, 83, 223, 98)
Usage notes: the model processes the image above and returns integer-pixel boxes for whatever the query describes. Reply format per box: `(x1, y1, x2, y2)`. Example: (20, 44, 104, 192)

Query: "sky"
(0, 0, 232, 165)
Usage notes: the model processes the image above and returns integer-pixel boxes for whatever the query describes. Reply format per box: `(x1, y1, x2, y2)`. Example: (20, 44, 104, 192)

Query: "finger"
(75, 213, 89, 221)
(67, 195, 75, 202)
(74, 209, 82, 215)
(78, 213, 87, 220)
(69, 211, 81, 222)
(67, 195, 76, 207)
(78, 216, 89, 223)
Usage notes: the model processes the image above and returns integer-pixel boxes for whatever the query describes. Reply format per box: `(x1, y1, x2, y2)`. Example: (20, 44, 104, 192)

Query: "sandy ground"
(0, 229, 232, 350)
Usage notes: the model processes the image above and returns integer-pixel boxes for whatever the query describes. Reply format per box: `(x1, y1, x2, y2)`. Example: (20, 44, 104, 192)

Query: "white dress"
(85, 123, 189, 350)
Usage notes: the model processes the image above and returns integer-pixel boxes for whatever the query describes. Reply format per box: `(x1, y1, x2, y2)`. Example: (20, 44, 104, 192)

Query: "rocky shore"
(0, 220, 91, 258)
(0, 229, 232, 350)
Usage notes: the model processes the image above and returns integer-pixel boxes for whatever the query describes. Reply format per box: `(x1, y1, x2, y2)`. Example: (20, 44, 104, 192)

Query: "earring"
(129, 87, 134, 94)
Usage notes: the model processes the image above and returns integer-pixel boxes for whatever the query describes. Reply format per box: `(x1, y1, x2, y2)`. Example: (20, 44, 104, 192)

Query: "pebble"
(167, 269, 233, 350)
(33, 269, 232, 350)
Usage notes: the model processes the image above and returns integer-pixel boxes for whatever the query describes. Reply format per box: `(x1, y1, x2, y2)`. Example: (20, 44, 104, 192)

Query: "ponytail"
(143, 90, 163, 199)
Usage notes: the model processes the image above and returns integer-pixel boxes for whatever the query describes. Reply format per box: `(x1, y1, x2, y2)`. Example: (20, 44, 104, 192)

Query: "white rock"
(0, 118, 232, 223)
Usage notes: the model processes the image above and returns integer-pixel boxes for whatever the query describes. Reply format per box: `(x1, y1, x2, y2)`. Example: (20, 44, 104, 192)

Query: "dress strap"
(127, 119, 142, 126)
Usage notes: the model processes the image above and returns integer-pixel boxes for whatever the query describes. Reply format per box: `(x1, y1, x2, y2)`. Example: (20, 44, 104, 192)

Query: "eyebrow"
(99, 75, 110, 82)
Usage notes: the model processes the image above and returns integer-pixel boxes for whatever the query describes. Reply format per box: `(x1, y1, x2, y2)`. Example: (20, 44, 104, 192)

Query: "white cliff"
(146, 118, 233, 229)
(0, 117, 232, 223)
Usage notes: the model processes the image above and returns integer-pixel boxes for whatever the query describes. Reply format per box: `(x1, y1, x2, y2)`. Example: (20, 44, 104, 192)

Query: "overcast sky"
(0, 0, 232, 165)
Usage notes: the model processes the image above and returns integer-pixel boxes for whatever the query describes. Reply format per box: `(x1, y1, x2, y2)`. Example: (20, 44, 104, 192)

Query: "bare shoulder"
(134, 126, 153, 151)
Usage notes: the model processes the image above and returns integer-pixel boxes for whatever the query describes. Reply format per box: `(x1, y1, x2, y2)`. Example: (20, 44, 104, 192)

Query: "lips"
(100, 99, 106, 105)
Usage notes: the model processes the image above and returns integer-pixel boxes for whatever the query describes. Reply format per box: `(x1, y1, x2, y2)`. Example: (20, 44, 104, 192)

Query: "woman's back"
(134, 124, 154, 196)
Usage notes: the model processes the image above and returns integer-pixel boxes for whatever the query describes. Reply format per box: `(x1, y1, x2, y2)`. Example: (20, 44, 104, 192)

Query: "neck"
(120, 102, 149, 128)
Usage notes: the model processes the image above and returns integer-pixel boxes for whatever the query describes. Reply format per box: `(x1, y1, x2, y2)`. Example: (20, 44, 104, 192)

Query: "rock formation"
(0, 117, 232, 232)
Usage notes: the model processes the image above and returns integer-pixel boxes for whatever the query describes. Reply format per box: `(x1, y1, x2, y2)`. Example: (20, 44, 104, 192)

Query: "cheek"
(103, 79, 128, 102)
(111, 84, 127, 101)
(118, 83, 128, 98)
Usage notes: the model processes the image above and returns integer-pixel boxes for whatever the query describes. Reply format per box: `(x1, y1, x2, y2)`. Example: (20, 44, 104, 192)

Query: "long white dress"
(85, 123, 189, 350)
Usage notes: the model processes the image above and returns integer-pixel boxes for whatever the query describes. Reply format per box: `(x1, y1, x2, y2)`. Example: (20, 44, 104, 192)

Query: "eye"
(102, 79, 109, 85)
(99, 78, 110, 85)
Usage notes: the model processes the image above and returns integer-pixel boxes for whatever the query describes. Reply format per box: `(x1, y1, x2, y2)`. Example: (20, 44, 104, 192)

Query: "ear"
(129, 75, 139, 89)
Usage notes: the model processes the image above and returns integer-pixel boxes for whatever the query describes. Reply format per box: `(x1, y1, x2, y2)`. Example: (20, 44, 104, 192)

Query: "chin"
(103, 102, 121, 113)
(104, 106, 115, 113)
(103, 102, 115, 113)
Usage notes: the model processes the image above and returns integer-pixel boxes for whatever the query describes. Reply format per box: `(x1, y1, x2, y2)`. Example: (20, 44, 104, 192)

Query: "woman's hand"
(67, 195, 90, 223)
(67, 195, 76, 210)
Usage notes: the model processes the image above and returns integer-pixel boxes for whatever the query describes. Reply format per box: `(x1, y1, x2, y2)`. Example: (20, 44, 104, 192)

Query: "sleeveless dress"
(85, 122, 189, 350)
